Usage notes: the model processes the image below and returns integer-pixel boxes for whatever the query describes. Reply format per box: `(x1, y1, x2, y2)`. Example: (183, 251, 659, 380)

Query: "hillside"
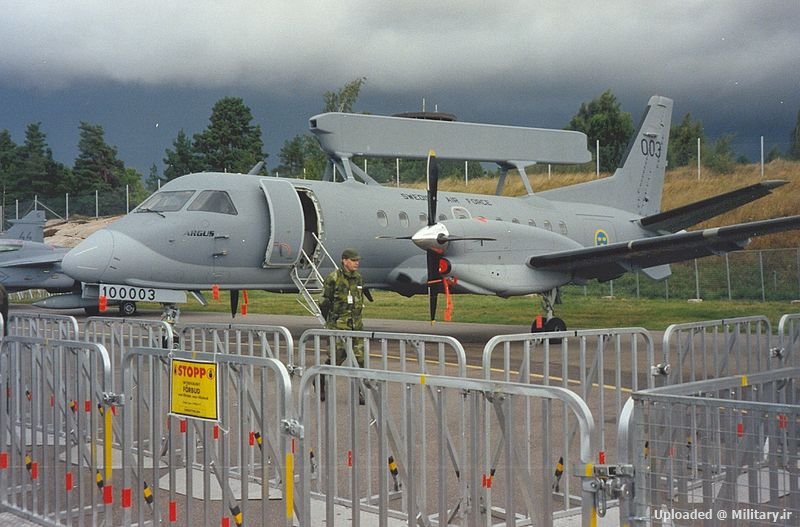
(41, 160, 800, 249)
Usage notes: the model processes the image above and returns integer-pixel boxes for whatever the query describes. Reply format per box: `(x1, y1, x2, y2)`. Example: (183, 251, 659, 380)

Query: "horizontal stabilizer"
(639, 180, 787, 233)
(530, 215, 800, 282)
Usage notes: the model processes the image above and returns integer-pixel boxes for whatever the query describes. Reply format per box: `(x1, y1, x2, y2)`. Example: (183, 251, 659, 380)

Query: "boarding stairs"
(290, 233, 337, 325)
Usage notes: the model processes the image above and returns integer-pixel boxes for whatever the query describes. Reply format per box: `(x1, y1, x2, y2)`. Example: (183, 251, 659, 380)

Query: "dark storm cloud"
(1, 1, 798, 170)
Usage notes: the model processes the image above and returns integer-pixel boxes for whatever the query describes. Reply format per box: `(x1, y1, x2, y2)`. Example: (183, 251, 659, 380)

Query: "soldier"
(319, 248, 366, 366)
(318, 248, 371, 403)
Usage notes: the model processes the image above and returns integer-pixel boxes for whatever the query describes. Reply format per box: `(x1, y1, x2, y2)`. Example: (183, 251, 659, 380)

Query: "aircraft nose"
(62, 229, 115, 283)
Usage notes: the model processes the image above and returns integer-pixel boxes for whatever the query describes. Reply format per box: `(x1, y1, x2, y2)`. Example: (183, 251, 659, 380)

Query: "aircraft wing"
(0, 253, 65, 267)
(638, 180, 787, 233)
(529, 215, 800, 282)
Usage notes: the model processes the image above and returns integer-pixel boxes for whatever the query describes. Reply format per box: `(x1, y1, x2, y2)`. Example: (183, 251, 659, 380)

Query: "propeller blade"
(426, 250, 440, 322)
(426, 150, 438, 226)
(230, 290, 239, 318)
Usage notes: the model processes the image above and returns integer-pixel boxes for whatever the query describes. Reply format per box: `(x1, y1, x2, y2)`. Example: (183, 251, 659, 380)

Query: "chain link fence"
(4, 191, 800, 303)
(569, 248, 800, 302)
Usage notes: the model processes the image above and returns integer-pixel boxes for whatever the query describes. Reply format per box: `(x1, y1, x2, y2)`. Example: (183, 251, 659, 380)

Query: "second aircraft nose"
(61, 229, 115, 284)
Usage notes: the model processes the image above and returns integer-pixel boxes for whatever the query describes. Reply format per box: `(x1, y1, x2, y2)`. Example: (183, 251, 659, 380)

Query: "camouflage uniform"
(319, 267, 365, 366)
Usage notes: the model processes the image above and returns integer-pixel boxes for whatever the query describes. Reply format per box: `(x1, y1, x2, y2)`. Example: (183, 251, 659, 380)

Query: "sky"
(1, 0, 798, 176)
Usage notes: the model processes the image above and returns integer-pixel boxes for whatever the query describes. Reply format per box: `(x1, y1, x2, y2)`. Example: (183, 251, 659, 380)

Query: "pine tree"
(163, 130, 198, 180)
(192, 97, 265, 174)
(72, 122, 125, 192)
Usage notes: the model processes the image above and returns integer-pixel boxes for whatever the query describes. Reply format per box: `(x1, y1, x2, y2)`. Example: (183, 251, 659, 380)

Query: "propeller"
(380, 149, 495, 323)
(425, 151, 442, 323)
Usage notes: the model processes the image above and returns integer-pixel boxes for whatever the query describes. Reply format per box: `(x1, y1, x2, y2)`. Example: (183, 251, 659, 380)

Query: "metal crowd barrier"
(481, 328, 655, 523)
(619, 367, 800, 527)
(120, 346, 296, 527)
(84, 316, 174, 369)
(777, 313, 800, 367)
(0, 336, 115, 526)
(7, 312, 79, 340)
(659, 316, 773, 386)
(296, 365, 598, 527)
(179, 322, 294, 363)
(297, 329, 470, 523)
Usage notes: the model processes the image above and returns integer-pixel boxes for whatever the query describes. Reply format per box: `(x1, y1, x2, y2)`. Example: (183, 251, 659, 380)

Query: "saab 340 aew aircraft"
(58, 96, 800, 330)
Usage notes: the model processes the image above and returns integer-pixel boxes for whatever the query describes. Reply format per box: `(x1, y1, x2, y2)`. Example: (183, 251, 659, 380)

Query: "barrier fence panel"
(7, 313, 79, 340)
(0, 337, 115, 526)
(619, 367, 800, 527)
(298, 329, 470, 523)
(777, 313, 800, 368)
(296, 365, 598, 527)
(659, 316, 773, 386)
(120, 346, 296, 527)
(178, 322, 294, 363)
(481, 328, 654, 523)
(84, 316, 174, 370)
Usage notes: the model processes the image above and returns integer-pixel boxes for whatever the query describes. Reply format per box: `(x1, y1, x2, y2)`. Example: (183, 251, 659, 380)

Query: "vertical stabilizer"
(540, 95, 673, 216)
(2, 210, 47, 242)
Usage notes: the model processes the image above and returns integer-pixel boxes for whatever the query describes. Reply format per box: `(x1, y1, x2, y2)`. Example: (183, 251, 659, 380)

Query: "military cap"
(341, 248, 360, 260)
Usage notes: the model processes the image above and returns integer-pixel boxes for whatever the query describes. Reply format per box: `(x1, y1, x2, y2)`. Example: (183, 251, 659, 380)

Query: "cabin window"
(377, 210, 389, 228)
(419, 213, 428, 225)
(544, 220, 553, 231)
(399, 211, 410, 228)
(495, 217, 503, 222)
(512, 218, 520, 224)
(187, 190, 238, 215)
(137, 190, 195, 212)
(528, 219, 536, 227)
(559, 221, 568, 235)
(438, 213, 447, 221)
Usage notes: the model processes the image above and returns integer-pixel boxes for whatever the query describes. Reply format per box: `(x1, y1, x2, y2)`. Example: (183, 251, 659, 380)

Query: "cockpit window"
(136, 190, 195, 212)
(187, 190, 238, 215)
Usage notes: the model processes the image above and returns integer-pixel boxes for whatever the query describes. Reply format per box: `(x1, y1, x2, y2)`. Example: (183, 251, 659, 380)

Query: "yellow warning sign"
(170, 358, 219, 421)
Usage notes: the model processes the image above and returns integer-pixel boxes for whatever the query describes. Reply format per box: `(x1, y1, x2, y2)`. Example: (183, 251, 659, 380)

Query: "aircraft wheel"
(84, 306, 100, 317)
(119, 301, 137, 317)
(544, 317, 566, 332)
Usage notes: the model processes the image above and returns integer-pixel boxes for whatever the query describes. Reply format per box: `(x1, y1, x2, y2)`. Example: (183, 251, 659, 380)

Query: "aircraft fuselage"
(62, 171, 651, 298)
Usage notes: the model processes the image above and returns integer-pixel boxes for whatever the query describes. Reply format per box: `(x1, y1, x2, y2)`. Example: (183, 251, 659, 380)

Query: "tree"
(704, 134, 736, 174)
(669, 113, 705, 168)
(72, 122, 125, 192)
(323, 77, 366, 113)
(277, 78, 368, 180)
(789, 108, 800, 161)
(145, 164, 164, 192)
(163, 129, 199, 180)
(277, 135, 326, 178)
(192, 97, 266, 174)
(566, 90, 633, 172)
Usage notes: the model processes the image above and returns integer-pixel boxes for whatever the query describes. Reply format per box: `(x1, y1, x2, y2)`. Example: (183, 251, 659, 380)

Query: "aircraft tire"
(84, 306, 100, 317)
(544, 317, 566, 332)
(119, 301, 137, 317)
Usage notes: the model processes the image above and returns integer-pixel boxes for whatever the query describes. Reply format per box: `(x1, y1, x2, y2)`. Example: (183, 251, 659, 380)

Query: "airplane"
(0, 210, 139, 316)
(59, 95, 800, 330)
(0, 210, 75, 294)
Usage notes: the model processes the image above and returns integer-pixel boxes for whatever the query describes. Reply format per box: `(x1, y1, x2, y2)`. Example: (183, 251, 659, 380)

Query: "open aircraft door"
(259, 179, 305, 267)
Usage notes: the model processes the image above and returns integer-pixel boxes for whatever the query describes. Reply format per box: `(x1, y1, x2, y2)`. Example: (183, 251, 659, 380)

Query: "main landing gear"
(530, 288, 567, 333)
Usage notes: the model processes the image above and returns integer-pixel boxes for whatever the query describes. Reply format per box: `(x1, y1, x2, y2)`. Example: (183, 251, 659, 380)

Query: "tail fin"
(2, 210, 47, 242)
(540, 95, 673, 217)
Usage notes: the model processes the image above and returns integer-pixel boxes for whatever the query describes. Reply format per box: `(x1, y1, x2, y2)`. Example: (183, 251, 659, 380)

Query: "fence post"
(725, 253, 732, 300)
(95, 190, 99, 218)
(694, 259, 701, 300)
(759, 250, 766, 302)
